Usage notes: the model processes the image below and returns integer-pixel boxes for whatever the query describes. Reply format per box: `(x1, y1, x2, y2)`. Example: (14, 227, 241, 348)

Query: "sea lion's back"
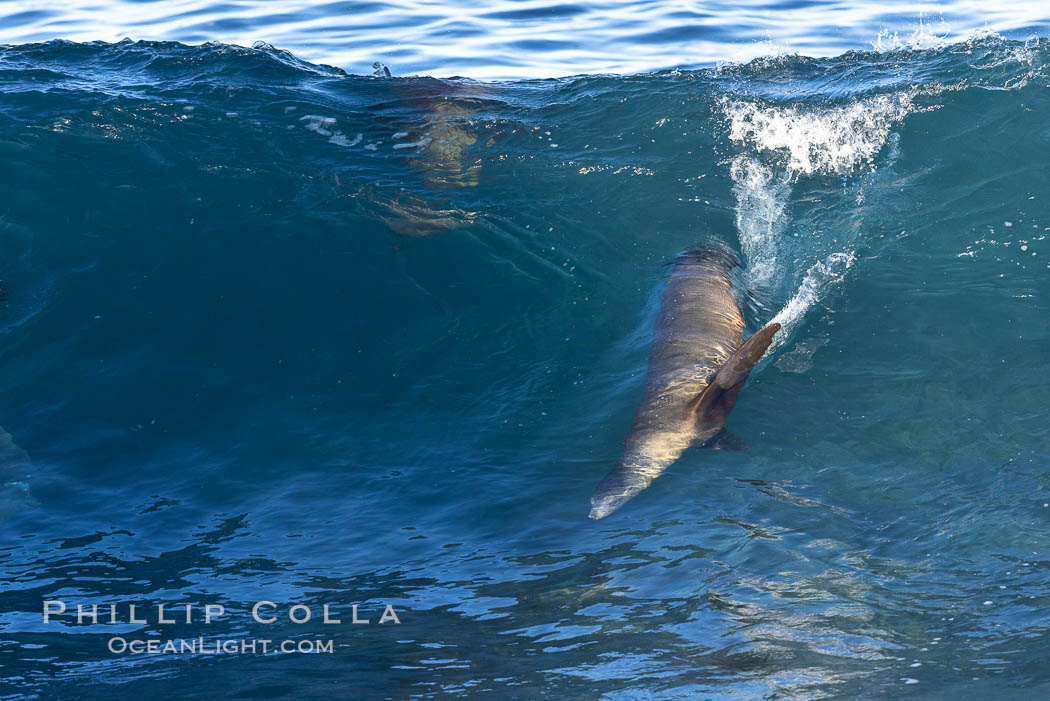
(650, 247, 746, 376)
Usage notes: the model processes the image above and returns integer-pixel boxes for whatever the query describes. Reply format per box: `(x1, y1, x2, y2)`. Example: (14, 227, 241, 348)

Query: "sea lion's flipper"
(369, 191, 478, 238)
(688, 322, 781, 421)
(710, 430, 748, 451)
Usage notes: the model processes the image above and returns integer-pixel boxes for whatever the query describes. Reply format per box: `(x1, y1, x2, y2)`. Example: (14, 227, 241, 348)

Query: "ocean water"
(2, 0, 1050, 79)
(2, 15, 1050, 701)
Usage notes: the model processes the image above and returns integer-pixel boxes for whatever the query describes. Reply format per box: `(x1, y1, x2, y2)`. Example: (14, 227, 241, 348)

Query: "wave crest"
(722, 93, 912, 177)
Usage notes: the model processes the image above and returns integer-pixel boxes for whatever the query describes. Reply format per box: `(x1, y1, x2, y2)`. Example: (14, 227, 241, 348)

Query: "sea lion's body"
(374, 78, 489, 237)
(411, 97, 483, 190)
(589, 248, 780, 519)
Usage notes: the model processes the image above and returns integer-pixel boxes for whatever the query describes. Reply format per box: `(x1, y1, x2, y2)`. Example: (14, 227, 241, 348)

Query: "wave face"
(3, 37, 1050, 698)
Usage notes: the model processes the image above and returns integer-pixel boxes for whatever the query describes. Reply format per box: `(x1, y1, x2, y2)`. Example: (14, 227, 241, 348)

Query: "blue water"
(3, 16, 1050, 701)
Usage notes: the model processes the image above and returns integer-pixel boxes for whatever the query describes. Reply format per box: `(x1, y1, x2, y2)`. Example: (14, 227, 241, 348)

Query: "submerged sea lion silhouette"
(0, 425, 35, 519)
(371, 68, 489, 237)
(589, 247, 780, 519)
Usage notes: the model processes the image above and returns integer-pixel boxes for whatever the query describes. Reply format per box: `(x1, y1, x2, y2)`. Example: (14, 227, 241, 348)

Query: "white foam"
(329, 132, 362, 147)
(299, 114, 337, 136)
(393, 137, 433, 150)
(872, 14, 952, 53)
(723, 93, 912, 177)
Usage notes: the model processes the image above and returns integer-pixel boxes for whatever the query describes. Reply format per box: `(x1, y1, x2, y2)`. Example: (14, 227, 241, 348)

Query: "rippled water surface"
(3, 3, 1050, 700)
(1, 0, 1050, 77)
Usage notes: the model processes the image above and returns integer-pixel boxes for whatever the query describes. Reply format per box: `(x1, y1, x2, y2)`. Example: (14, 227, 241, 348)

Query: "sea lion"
(372, 73, 492, 237)
(589, 247, 780, 519)
(404, 96, 485, 190)
(374, 67, 487, 191)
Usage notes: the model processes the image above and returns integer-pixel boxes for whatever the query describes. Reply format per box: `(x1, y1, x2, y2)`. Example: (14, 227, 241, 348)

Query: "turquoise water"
(2, 32, 1050, 699)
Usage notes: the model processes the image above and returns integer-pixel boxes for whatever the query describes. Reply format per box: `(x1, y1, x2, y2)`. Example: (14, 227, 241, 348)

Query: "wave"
(3, 34, 1050, 698)
(722, 92, 911, 344)
(1, 35, 1048, 351)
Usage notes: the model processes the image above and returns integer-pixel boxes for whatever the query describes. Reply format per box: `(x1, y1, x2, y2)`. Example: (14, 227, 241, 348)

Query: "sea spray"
(722, 93, 912, 342)
(767, 251, 855, 354)
(729, 156, 792, 291)
(722, 94, 913, 176)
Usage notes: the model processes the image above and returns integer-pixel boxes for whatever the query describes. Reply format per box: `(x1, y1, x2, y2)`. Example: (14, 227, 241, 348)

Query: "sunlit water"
(2, 3, 1050, 700)
(1, 0, 1050, 77)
